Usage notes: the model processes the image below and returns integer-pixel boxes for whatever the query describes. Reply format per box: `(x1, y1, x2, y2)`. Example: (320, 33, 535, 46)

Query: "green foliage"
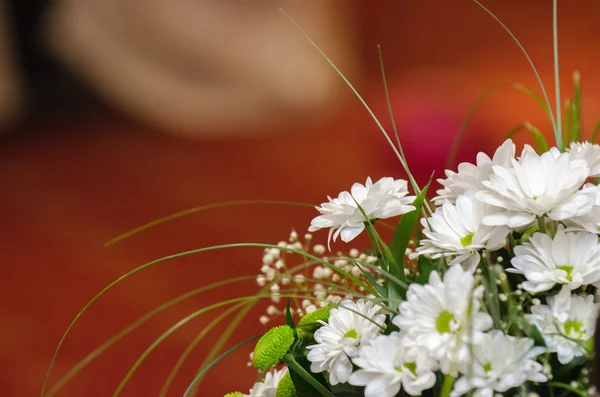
(224, 392, 244, 397)
(276, 371, 298, 397)
(253, 325, 295, 370)
(298, 306, 332, 330)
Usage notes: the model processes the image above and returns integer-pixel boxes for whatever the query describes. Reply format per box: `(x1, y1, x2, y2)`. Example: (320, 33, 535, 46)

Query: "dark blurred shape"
(1, 0, 358, 137)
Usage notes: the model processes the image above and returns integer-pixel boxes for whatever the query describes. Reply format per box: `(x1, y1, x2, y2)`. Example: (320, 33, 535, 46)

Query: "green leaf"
(330, 383, 365, 397)
(518, 317, 545, 347)
(391, 185, 430, 270)
(416, 256, 436, 285)
(285, 298, 296, 333)
(284, 354, 334, 397)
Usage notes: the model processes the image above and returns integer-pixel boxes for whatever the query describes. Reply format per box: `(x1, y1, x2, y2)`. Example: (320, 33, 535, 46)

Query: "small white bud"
(256, 276, 266, 286)
(532, 298, 541, 306)
(304, 233, 312, 241)
(259, 315, 269, 325)
(267, 305, 278, 315)
(306, 304, 317, 314)
(289, 230, 298, 241)
(313, 244, 326, 255)
(570, 381, 579, 388)
(366, 255, 378, 264)
(349, 248, 360, 258)
(499, 294, 507, 302)
(263, 254, 274, 265)
(302, 299, 311, 309)
(332, 274, 341, 282)
(496, 256, 504, 263)
(270, 284, 280, 292)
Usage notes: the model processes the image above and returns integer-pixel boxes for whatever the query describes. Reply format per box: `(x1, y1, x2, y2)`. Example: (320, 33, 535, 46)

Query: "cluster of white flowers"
(300, 141, 600, 396)
(304, 265, 550, 397)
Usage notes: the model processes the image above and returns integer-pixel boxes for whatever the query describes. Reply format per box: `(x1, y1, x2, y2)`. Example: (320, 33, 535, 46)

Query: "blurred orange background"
(1, 1, 600, 396)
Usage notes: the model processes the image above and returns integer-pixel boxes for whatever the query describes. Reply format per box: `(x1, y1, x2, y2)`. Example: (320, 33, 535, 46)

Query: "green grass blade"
(284, 354, 336, 397)
(41, 243, 377, 397)
(446, 82, 553, 168)
(104, 200, 314, 247)
(506, 122, 549, 153)
(563, 98, 572, 147)
(159, 302, 246, 397)
(470, 0, 559, 147)
(552, 0, 563, 148)
(183, 333, 263, 397)
(572, 71, 582, 141)
(278, 8, 427, 211)
(590, 121, 600, 143)
(377, 46, 404, 168)
(43, 276, 257, 397)
(113, 293, 348, 397)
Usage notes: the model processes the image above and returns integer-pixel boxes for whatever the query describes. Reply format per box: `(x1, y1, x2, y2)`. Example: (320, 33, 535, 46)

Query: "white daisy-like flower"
(476, 145, 591, 229)
(348, 332, 437, 397)
(434, 139, 515, 205)
(564, 183, 600, 234)
(530, 286, 597, 364)
(308, 177, 415, 247)
(248, 367, 288, 397)
(307, 299, 386, 385)
(415, 191, 509, 272)
(392, 265, 493, 376)
(450, 330, 547, 397)
(508, 228, 600, 292)
(567, 141, 600, 177)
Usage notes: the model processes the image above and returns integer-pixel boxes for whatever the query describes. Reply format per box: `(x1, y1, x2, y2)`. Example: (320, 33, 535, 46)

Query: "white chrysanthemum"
(450, 331, 547, 397)
(476, 145, 591, 229)
(415, 191, 509, 272)
(435, 139, 515, 205)
(568, 141, 600, 177)
(349, 332, 437, 397)
(564, 183, 600, 234)
(530, 286, 597, 364)
(308, 177, 416, 247)
(248, 367, 288, 397)
(392, 265, 492, 375)
(508, 228, 600, 292)
(307, 299, 386, 385)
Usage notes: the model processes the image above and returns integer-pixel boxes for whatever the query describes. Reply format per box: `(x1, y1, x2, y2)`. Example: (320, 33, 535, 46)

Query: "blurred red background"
(1, 1, 600, 396)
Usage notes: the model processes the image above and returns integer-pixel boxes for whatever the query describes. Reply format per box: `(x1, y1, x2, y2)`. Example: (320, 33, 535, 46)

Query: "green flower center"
(344, 328, 358, 339)
(557, 265, 574, 281)
(564, 320, 584, 338)
(436, 311, 455, 334)
(404, 362, 417, 376)
(460, 232, 474, 247)
(483, 362, 492, 373)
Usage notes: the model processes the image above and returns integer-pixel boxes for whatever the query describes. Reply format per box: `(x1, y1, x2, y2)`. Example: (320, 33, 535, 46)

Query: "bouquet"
(41, 2, 600, 397)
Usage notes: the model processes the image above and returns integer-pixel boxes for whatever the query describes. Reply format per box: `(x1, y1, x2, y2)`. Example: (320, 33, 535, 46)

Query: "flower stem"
(440, 374, 455, 397)
(283, 354, 336, 397)
(538, 217, 547, 234)
(553, 0, 563, 149)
